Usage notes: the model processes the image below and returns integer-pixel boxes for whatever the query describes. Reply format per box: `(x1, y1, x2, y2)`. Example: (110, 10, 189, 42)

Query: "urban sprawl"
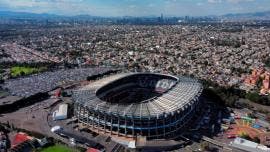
(1, 24, 270, 89)
(1, 18, 270, 152)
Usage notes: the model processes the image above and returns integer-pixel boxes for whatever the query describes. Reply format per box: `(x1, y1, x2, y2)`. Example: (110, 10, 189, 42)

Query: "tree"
(256, 77, 263, 88)
(258, 96, 270, 106)
(200, 141, 209, 151)
(245, 92, 260, 103)
(11, 123, 15, 130)
(61, 91, 67, 97)
(0, 67, 4, 74)
(0, 75, 4, 84)
(6, 121, 10, 128)
(264, 57, 270, 67)
(20, 71, 25, 76)
(240, 133, 252, 141)
(253, 137, 260, 143)
(248, 112, 257, 119)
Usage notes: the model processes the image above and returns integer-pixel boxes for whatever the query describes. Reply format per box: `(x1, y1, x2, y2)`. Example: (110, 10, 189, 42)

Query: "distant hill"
(0, 10, 270, 21)
(0, 11, 61, 19)
(222, 11, 270, 20)
(0, 11, 99, 20)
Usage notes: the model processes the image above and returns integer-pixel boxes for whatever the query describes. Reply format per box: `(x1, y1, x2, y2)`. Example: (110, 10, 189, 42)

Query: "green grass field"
(10, 66, 47, 77)
(39, 144, 79, 152)
(0, 90, 8, 98)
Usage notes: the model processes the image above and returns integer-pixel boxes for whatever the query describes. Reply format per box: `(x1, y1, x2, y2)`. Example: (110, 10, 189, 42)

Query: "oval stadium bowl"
(73, 72, 203, 139)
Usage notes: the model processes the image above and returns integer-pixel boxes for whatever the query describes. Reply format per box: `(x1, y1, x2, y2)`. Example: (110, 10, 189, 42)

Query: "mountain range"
(0, 10, 270, 20)
(222, 11, 270, 20)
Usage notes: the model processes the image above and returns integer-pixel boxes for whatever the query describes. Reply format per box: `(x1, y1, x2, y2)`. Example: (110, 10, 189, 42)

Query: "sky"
(0, 0, 269, 17)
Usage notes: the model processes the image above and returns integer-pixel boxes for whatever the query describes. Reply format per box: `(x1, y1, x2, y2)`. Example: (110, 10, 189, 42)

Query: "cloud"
(0, 0, 83, 9)
(0, 0, 90, 15)
(208, 0, 254, 3)
(208, 0, 222, 3)
(227, 0, 254, 3)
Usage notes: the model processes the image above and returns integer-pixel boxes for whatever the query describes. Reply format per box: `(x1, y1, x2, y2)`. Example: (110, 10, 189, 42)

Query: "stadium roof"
(73, 73, 203, 118)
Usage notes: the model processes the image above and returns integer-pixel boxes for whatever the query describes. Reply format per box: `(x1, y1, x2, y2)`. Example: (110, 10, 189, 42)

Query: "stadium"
(73, 73, 203, 139)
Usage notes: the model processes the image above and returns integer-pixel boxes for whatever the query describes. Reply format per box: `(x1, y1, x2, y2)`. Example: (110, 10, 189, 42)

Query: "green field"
(10, 66, 46, 77)
(39, 144, 80, 152)
(0, 90, 8, 98)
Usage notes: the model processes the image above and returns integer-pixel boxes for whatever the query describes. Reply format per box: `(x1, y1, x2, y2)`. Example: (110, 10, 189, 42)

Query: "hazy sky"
(0, 0, 269, 17)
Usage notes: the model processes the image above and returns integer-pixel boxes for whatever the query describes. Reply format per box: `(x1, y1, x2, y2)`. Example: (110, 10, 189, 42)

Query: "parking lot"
(2, 67, 113, 97)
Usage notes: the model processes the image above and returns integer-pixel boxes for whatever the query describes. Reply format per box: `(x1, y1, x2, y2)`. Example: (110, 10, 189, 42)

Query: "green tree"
(245, 92, 260, 103)
(20, 71, 25, 76)
(253, 137, 260, 143)
(240, 133, 252, 141)
(248, 112, 257, 119)
(264, 57, 270, 67)
(256, 77, 263, 88)
(0, 74, 4, 84)
(200, 141, 209, 151)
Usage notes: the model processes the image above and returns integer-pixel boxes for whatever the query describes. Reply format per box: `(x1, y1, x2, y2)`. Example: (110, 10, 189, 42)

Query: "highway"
(202, 136, 232, 152)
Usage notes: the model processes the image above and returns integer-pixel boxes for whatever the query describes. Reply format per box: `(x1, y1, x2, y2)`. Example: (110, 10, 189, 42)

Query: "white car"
(70, 138, 76, 145)
(51, 126, 62, 133)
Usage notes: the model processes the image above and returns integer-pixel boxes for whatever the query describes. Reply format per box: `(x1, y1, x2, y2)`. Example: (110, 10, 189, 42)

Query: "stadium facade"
(73, 73, 203, 139)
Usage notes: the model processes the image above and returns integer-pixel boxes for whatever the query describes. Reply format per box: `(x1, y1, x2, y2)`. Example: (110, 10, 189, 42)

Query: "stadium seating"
(73, 73, 203, 139)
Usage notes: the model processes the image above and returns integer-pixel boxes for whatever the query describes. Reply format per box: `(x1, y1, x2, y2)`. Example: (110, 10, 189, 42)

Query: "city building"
(53, 104, 68, 120)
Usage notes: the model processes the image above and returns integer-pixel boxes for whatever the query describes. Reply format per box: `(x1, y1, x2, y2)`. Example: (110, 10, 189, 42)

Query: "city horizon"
(1, 1, 270, 152)
(1, 9, 270, 18)
(0, 0, 270, 17)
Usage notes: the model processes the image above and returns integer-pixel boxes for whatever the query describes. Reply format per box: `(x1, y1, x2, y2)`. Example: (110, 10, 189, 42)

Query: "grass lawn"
(0, 90, 8, 98)
(10, 66, 46, 77)
(39, 144, 79, 152)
